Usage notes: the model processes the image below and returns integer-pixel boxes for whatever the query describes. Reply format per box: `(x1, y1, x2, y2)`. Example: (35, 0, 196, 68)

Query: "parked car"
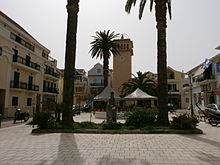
(72, 105, 81, 115)
(81, 104, 92, 112)
(205, 104, 220, 116)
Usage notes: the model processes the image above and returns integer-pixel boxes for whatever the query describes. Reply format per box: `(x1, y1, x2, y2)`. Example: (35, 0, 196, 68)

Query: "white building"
(0, 11, 59, 117)
(187, 45, 220, 108)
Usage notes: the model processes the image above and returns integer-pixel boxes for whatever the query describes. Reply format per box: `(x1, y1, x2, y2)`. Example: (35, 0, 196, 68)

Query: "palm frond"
(150, 0, 154, 12)
(138, 0, 147, 19)
(120, 71, 157, 97)
(167, 0, 172, 19)
(125, 0, 137, 13)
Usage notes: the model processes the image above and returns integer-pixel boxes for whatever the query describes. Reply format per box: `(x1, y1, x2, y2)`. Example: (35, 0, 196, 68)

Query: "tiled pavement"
(0, 114, 220, 165)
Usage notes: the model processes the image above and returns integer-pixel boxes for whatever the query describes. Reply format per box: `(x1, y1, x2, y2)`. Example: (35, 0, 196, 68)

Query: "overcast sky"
(1, 0, 220, 74)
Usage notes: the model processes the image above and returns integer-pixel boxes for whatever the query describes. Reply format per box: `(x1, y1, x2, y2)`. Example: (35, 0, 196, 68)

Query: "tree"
(90, 30, 120, 88)
(121, 71, 157, 97)
(62, 0, 79, 127)
(125, 0, 172, 125)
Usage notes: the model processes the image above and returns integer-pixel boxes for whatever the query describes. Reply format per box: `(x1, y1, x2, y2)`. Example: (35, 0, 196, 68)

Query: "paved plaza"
(0, 113, 220, 165)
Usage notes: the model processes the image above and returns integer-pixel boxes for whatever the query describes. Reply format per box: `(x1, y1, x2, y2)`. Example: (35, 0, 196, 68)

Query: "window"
(12, 97, 18, 106)
(27, 98, 32, 106)
(0, 47, 2, 56)
(97, 69, 101, 74)
(167, 73, 174, 79)
(168, 84, 177, 92)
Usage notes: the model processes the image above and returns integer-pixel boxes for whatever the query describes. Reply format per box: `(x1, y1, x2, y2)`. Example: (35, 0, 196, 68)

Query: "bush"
(171, 113, 199, 129)
(73, 122, 99, 129)
(33, 112, 51, 129)
(125, 109, 158, 128)
(101, 120, 122, 130)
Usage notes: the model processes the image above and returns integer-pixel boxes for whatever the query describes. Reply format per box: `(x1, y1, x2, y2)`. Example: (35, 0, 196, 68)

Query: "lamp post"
(32, 101, 35, 128)
(189, 73, 194, 117)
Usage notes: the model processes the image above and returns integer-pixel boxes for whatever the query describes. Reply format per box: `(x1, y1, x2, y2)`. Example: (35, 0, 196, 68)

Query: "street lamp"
(188, 73, 194, 117)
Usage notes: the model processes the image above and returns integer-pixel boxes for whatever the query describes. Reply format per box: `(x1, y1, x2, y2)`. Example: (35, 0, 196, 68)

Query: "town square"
(1, 0, 220, 164)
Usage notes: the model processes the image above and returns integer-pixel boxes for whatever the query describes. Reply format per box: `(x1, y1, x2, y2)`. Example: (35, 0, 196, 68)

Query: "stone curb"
(32, 128, 203, 134)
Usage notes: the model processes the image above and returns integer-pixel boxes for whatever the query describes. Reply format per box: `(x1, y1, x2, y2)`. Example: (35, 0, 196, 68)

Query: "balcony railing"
(43, 87, 58, 94)
(90, 83, 104, 87)
(10, 80, 39, 91)
(44, 70, 60, 78)
(13, 55, 40, 71)
(42, 53, 57, 63)
(196, 75, 215, 83)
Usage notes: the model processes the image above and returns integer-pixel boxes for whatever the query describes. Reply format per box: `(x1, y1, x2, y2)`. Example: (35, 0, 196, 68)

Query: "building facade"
(146, 67, 188, 109)
(57, 69, 88, 106)
(88, 63, 105, 96)
(187, 46, 220, 108)
(0, 11, 59, 117)
(167, 67, 188, 109)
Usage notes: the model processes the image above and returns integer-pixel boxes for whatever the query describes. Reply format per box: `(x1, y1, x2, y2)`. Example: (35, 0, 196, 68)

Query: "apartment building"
(167, 67, 188, 109)
(146, 67, 188, 109)
(57, 69, 88, 106)
(0, 11, 59, 117)
(187, 46, 220, 107)
(88, 63, 105, 96)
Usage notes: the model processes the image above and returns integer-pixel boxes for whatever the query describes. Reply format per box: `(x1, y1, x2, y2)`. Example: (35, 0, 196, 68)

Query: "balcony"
(42, 53, 57, 64)
(13, 55, 40, 71)
(10, 80, 39, 91)
(196, 75, 216, 85)
(90, 83, 104, 87)
(43, 87, 58, 94)
(44, 70, 60, 78)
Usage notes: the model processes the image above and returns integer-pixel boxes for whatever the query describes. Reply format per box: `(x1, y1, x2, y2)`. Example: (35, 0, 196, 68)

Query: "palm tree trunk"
(62, 0, 79, 127)
(103, 55, 109, 88)
(155, 0, 169, 126)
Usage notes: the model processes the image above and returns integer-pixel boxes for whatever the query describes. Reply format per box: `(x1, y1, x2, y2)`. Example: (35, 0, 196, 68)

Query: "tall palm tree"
(120, 71, 157, 97)
(125, 0, 172, 125)
(90, 30, 120, 88)
(62, 0, 79, 127)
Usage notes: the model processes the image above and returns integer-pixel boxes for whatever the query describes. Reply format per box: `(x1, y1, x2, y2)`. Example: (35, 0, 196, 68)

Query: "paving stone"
(1, 113, 220, 164)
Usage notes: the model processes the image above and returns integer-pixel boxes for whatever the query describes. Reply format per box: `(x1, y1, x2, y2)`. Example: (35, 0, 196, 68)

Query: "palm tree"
(62, 0, 79, 127)
(125, 0, 172, 125)
(90, 30, 120, 88)
(120, 71, 157, 97)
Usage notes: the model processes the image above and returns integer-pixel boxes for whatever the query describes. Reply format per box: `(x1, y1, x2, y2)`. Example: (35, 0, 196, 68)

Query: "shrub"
(101, 119, 122, 130)
(33, 112, 51, 129)
(171, 113, 199, 129)
(73, 122, 99, 129)
(125, 109, 158, 128)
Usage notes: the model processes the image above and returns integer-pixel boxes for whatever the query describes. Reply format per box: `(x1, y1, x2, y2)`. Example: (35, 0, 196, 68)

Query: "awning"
(214, 88, 220, 95)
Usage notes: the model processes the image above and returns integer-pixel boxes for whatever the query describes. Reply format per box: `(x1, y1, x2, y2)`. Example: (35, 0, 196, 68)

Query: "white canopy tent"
(93, 85, 121, 101)
(124, 88, 157, 108)
(124, 88, 157, 100)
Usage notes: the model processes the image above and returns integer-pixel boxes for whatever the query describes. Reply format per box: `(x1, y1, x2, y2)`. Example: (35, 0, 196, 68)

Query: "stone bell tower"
(112, 34, 133, 95)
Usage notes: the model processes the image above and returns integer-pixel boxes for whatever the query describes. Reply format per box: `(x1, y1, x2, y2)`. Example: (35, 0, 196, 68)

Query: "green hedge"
(171, 114, 199, 129)
(125, 109, 158, 128)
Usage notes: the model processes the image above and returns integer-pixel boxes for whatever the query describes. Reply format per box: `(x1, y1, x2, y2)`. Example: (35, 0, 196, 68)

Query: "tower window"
(0, 47, 2, 56)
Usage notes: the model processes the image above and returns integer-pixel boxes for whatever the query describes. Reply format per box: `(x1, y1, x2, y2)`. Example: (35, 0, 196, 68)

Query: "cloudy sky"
(1, 0, 220, 74)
